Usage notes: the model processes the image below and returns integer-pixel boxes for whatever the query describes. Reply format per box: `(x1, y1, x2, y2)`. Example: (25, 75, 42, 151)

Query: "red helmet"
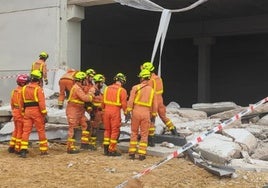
(16, 74, 30, 85)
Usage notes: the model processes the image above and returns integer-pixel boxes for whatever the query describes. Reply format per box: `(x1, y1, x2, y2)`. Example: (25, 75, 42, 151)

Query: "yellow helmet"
(138, 69, 151, 79)
(86, 68, 96, 77)
(31, 70, 42, 79)
(93, 74, 105, 83)
(39, 51, 49, 59)
(74, 71, 87, 81)
(114, 73, 126, 84)
(141, 62, 154, 72)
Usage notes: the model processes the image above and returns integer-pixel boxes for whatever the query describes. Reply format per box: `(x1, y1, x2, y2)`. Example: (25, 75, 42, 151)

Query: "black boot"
(8, 147, 15, 153)
(80, 143, 90, 150)
(148, 136, 155, 147)
(129, 153, 135, 160)
(20, 149, 28, 158)
(108, 151, 121, 156)
(139, 155, 146, 161)
(67, 149, 80, 154)
(103, 145, 109, 156)
(170, 127, 179, 136)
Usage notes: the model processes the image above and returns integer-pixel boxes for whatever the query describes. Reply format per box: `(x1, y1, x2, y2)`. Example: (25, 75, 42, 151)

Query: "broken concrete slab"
(117, 141, 178, 158)
(0, 122, 68, 142)
(192, 102, 238, 116)
(256, 114, 268, 126)
(244, 124, 268, 140)
(251, 141, 268, 161)
(196, 134, 242, 164)
(174, 119, 220, 133)
(229, 158, 268, 172)
(223, 128, 257, 153)
(0, 108, 12, 123)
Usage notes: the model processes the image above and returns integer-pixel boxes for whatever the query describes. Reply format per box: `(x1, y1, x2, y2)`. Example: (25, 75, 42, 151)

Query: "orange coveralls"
(102, 83, 127, 153)
(20, 82, 48, 153)
(148, 73, 174, 134)
(9, 86, 24, 153)
(31, 59, 47, 86)
(87, 85, 104, 149)
(58, 70, 77, 106)
(66, 83, 93, 151)
(127, 81, 157, 156)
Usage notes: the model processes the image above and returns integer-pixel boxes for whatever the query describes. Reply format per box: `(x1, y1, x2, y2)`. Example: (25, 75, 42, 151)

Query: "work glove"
(124, 111, 131, 123)
(94, 90, 100, 96)
(150, 116, 156, 124)
(44, 79, 48, 85)
(44, 115, 49, 123)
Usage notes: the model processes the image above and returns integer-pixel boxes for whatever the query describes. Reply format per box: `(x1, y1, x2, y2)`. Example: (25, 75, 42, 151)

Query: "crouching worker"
(20, 70, 49, 158)
(127, 69, 157, 161)
(66, 71, 94, 154)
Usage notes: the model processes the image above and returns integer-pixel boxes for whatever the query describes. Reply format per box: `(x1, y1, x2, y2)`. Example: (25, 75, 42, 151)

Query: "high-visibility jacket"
(67, 84, 93, 105)
(21, 82, 47, 115)
(148, 73, 163, 95)
(60, 70, 76, 81)
(31, 59, 47, 80)
(10, 86, 23, 113)
(103, 83, 127, 112)
(127, 81, 157, 115)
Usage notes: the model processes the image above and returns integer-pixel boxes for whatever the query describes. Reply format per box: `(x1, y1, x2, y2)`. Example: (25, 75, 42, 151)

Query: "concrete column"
(194, 37, 215, 103)
(67, 5, 85, 70)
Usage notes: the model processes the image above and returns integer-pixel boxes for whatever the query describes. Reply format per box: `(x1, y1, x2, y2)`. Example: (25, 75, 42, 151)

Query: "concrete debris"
(1, 88, 268, 173)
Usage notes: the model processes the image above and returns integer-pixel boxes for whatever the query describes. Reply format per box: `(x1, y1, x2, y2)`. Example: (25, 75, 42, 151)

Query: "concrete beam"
(68, 0, 115, 7)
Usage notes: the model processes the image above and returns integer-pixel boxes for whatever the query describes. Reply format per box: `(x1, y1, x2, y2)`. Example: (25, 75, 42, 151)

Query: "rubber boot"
(8, 147, 15, 153)
(20, 149, 28, 158)
(170, 126, 179, 136)
(138, 155, 146, 161)
(67, 149, 80, 154)
(103, 145, 109, 156)
(80, 143, 90, 150)
(129, 153, 135, 160)
(148, 136, 155, 147)
(109, 151, 121, 156)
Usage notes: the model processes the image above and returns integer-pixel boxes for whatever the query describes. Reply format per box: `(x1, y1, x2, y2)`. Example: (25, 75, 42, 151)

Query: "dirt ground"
(0, 142, 267, 188)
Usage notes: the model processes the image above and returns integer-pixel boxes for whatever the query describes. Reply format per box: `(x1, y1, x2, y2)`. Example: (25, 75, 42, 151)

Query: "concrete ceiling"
(77, 0, 268, 43)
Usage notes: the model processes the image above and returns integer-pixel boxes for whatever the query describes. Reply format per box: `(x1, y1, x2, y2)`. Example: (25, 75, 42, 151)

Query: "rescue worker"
(84, 68, 96, 112)
(66, 71, 94, 154)
(8, 74, 30, 154)
(87, 74, 105, 150)
(20, 70, 49, 158)
(102, 73, 128, 156)
(85, 68, 96, 91)
(31, 51, 49, 87)
(57, 68, 77, 109)
(141, 62, 179, 146)
(127, 69, 157, 160)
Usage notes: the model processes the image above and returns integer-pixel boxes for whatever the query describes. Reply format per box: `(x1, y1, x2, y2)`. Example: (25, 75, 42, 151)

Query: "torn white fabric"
(114, 0, 208, 76)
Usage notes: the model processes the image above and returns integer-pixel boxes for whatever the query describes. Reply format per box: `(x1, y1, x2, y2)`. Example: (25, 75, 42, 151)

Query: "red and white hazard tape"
(115, 97, 268, 188)
(0, 68, 58, 80)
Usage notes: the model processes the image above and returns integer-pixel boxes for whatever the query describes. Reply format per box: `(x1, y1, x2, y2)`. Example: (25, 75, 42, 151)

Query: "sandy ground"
(0, 142, 267, 188)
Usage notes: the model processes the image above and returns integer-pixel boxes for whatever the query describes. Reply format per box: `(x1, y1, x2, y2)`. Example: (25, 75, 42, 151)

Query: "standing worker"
(31, 51, 49, 87)
(87, 74, 105, 150)
(102, 73, 128, 156)
(141, 62, 179, 142)
(66, 71, 94, 154)
(57, 68, 77, 109)
(8, 74, 30, 154)
(19, 70, 49, 158)
(127, 69, 157, 160)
